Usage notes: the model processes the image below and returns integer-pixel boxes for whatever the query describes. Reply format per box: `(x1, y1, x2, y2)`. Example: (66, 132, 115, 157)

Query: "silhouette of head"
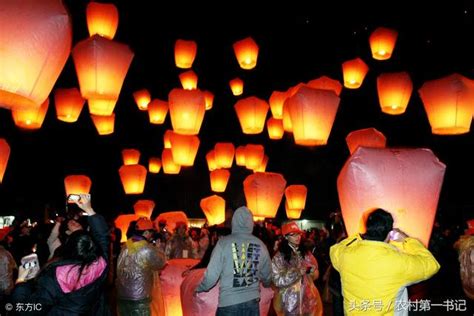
(362, 208, 393, 242)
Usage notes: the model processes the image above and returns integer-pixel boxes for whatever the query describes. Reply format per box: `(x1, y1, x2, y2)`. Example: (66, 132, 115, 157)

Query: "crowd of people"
(0, 197, 472, 315)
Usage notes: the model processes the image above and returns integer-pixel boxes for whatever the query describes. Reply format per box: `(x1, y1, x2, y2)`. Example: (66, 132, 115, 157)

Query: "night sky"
(0, 0, 473, 225)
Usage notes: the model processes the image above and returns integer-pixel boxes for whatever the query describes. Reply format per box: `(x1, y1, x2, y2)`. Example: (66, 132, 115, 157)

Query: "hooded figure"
(196, 206, 272, 315)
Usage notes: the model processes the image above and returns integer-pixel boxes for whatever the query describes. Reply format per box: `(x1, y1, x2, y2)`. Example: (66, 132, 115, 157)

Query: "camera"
(67, 194, 81, 203)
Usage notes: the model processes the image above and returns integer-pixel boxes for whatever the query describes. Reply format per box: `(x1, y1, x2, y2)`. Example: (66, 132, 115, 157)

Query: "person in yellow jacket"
(330, 208, 440, 315)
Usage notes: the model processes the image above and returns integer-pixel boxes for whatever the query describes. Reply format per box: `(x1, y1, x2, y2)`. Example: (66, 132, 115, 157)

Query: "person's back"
(196, 206, 272, 315)
(454, 220, 474, 300)
(330, 209, 440, 315)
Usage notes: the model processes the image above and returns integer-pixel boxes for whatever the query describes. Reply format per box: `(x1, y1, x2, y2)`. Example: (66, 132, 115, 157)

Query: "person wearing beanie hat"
(116, 217, 166, 315)
(195, 206, 272, 314)
(272, 221, 323, 315)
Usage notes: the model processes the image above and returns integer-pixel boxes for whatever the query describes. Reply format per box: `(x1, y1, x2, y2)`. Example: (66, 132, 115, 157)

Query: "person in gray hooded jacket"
(195, 206, 272, 316)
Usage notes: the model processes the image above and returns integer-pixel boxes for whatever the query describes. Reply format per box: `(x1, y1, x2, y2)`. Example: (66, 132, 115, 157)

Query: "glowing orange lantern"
(12, 98, 49, 130)
(115, 214, 140, 242)
(418, 73, 474, 135)
(169, 132, 200, 166)
(269, 91, 287, 119)
(204, 91, 214, 110)
(163, 130, 173, 149)
(91, 113, 115, 135)
(72, 35, 134, 107)
(307, 76, 343, 96)
(285, 202, 303, 220)
(369, 27, 398, 61)
(179, 70, 198, 90)
(64, 175, 92, 196)
(119, 164, 147, 194)
(0, 139, 11, 183)
(282, 100, 293, 133)
(134, 200, 155, 219)
(200, 195, 226, 226)
(0, 0, 71, 110)
(54, 88, 85, 123)
(245, 144, 265, 170)
(267, 118, 284, 140)
(214, 143, 235, 169)
(206, 150, 217, 171)
(346, 128, 387, 155)
(253, 155, 269, 173)
(175, 39, 197, 69)
(86, 2, 119, 40)
(162, 149, 181, 174)
(235, 146, 246, 166)
(229, 78, 244, 96)
(122, 149, 140, 165)
(338, 147, 446, 246)
(342, 57, 369, 89)
(210, 169, 230, 192)
(148, 99, 168, 124)
(149, 157, 162, 174)
(234, 97, 269, 134)
(244, 172, 287, 218)
(168, 88, 206, 135)
(133, 89, 151, 111)
(285, 185, 307, 210)
(287, 86, 340, 146)
(233, 37, 259, 70)
(88, 98, 117, 116)
(155, 211, 189, 233)
(377, 72, 413, 115)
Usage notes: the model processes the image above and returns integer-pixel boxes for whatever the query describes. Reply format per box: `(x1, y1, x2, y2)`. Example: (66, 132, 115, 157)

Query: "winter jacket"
(196, 206, 272, 307)
(272, 249, 323, 316)
(330, 234, 440, 315)
(116, 237, 166, 301)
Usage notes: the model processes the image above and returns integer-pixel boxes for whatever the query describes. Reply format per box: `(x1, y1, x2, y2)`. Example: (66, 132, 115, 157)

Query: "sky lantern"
(168, 88, 206, 135)
(164, 130, 173, 149)
(235, 146, 246, 166)
(306, 76, 343, 96)
(337, 147, 446, 246)
(162, 149, 181, 174)
(229, 78, 244, 96)
(269, 91, 287, 119)
(133, 89, 151, 111)
(244, 172, 287, 218)
(287, 86, 340, 146)
(206, 150, 217, 171)
(233, 37, 259, 70)
(200, 195, 226, 226)
(267, 118, 284, 140)
(134, 200, 155, 219)
(86, 2, 119, 40)
(346, 128, 387, 155)
(54, 88, 85, 123)
(122, 149, 140, 165)
(285, 201, 303, 220)
(174, 39, 197, 69)
(285, 185, 307, 210)
(119, 164, 147, 194)
(234, 96, 269, 134)
(91, 113, 115, 135)
(214, 143, 235, 169)
(72, 35, 134, 109)
(418, 73, 474, 135)
(210, 169, 230, 192)
(245, 144, 265, 170)
(0, 139, 10, 183)
(64, 175, 92, 196)
(12, 98, 49, 130)
(115, 214, 139, 242)
(282, 100, 293, 133)
(377, 72, 413, 115)
(149, 157, 162, 174)
(88, 98, 117, 116)
(155, 211, 189, 233)
(369, 27, 398, 61)
(342, 57, 369, 89)
(204, 91, 214, 110)
(179, 70, 198, 90)
(169, 132, 200, 166)
(253, 155, 269, 173)
(148, 99, 168, 124)
(0, 0, 71, 110)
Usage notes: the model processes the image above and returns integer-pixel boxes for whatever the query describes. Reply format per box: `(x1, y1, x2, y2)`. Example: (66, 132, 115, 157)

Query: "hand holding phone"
(67, 194, 81, 204)
(20, 253, 40, 280)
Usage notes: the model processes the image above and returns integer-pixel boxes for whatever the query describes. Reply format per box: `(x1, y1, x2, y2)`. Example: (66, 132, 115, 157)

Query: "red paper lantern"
(64, 175, 92, 196)
(86, 2, 119, 40)
(233, 37, 259, 70)
(369, 27, 398, 60)
(342, 58, 369, 89)
(54, 88, 85, 123)
(234, 97, 269, 134)
(134, 200, 155, 219)
(119, 164, 147, 194)
(175, 39, 197, 69)
(122, 149, 141, 165)
(377, 72, 413, 115)
(0, 139, 11, 183)
(346, 128, 387, 155)
(244, 172, 287, 218)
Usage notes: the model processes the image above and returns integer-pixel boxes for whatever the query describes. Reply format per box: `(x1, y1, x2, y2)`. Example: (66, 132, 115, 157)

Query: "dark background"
(0, 0, 473, 225)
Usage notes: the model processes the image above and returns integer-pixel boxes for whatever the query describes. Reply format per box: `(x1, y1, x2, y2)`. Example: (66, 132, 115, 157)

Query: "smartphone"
(21, 253, 40, 280)
(67, 194, 81, 204)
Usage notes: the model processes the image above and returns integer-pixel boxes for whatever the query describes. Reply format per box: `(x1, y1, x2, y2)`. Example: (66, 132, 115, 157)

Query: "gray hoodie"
(196, 206, 272, 307)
